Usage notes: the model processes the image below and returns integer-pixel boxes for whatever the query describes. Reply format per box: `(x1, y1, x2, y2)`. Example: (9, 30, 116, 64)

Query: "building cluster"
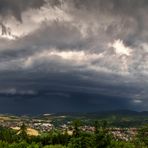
(109, 128, 137, 141)
(0, 118, 54, 133)
(0, 118, 138, 141)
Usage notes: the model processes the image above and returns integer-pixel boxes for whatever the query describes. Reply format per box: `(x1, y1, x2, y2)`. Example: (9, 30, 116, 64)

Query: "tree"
(0, 126, 15, 143)
(94, 120, 112, 148)
(19, 123, 28, 140)
(110, 140, 135, 148)
(72, 120, 82, 137)
(137, 124, 148, 146)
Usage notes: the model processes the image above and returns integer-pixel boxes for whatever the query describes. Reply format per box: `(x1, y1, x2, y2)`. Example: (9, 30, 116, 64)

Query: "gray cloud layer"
(0, 0, 45, 21)
(0, 0, 148, 114)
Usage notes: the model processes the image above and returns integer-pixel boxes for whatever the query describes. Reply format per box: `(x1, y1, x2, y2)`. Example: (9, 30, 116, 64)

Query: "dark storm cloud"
(0, 65, 147, 113)
(0, 0, 148, 114)
(0, 91, 131, 115)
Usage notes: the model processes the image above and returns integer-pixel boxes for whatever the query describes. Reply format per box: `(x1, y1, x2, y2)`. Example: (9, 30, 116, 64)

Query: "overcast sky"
(0, 0, 148, 114)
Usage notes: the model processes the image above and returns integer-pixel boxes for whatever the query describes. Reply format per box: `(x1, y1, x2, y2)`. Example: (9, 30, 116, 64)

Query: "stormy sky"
(0, 0, 148, 114)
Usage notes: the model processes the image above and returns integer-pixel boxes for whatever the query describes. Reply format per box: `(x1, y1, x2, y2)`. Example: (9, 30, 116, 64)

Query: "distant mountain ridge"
(46, 109, 148, 118)
(0, 110, 148, 117)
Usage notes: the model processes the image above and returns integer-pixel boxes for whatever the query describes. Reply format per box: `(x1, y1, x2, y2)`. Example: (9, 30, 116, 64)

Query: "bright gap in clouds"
(0, 34, 16, 40)
(109, 39, 132, 56)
